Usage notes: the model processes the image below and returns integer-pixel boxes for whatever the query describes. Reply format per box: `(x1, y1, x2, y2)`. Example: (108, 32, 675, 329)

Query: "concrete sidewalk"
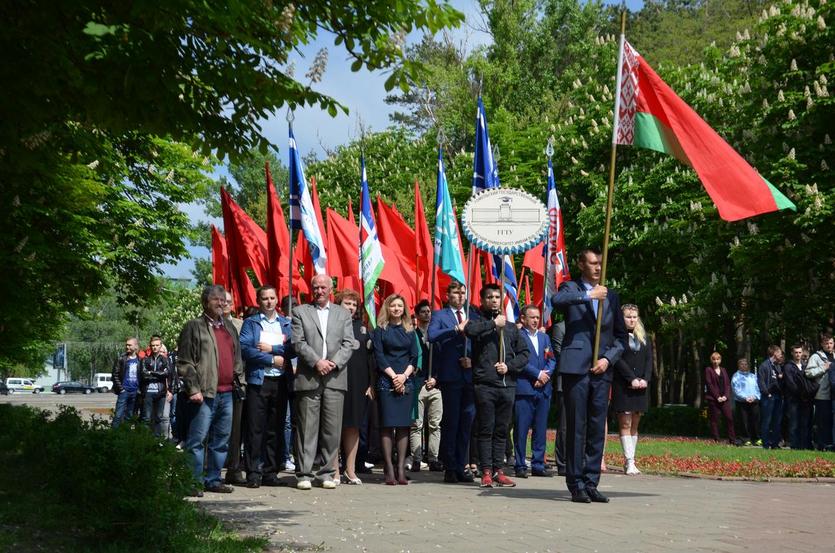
(196, 468, 834, 553)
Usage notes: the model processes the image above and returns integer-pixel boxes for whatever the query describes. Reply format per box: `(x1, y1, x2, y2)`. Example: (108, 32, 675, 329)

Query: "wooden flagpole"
(592, 11, 627, 368)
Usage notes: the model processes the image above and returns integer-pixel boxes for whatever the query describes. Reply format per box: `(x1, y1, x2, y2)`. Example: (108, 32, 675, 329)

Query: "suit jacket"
(517, 330, 556, 397)
(177, 315, 244, 399)
(553, 280, 627, 379)
(290, 302, 355, 392)
(704, 366, 731, 403)
(427, 307, 472, 384)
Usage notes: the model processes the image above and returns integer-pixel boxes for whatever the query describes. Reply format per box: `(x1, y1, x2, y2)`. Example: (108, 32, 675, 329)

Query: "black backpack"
(799, 373, 820, 400)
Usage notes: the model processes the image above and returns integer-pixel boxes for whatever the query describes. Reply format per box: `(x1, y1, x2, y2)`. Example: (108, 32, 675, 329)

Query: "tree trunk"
(691, 339, 703, 408)
(676, 328, 685, 403)
(653, 333, 664, 406)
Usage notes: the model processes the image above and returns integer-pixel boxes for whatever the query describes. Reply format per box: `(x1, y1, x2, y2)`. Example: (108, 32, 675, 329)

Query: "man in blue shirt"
(240, 285, 293, 487)
(732, 359, 761, 446)
(112, 337, 141, 428)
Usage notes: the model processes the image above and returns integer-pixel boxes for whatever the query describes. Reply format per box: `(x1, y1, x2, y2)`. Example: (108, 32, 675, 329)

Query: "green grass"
(601, 436, 832, 463)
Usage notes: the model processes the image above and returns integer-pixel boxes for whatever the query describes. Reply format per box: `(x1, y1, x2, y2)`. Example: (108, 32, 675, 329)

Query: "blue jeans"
(759, 394, 783, 448)
(112, 391, 138, 428)
(185, 392, 233, 487)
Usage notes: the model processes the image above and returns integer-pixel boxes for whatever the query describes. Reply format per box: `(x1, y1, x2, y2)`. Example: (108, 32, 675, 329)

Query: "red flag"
(615, 40, 794, 221)
(211, 224, 229, 290)
(522, 242, 545, 309)
(376, 195, 417, 270)
(347, 197, 356, 226)
(266, 162, 308, 299)
(220, 187, 269, 308)
(326, 208, 362, 292)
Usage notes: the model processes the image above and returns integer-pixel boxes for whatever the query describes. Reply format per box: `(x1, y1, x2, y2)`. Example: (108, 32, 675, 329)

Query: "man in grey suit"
(290, 274, 354, 490)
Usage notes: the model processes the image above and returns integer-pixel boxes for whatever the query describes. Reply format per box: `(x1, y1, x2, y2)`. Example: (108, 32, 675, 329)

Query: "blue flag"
(472, 97, 518, 320)
(434, 148, 466, 284)
(472, 97, 500, 194)
(288, 127, 327, 274)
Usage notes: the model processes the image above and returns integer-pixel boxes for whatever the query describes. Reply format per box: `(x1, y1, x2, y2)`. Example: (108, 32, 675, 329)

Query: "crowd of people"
(109, 248, 835, 501)
(704, 337, 835, 451)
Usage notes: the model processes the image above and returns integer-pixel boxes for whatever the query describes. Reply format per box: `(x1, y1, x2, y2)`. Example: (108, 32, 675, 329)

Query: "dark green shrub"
(0, 404, 265, 552)
(633, 405, 712, 437)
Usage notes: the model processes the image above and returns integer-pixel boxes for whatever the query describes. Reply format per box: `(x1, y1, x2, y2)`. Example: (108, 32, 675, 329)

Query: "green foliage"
(1, 0, 465, 373)
(157, 285, 203, 348)
(0, 404, 266, 552)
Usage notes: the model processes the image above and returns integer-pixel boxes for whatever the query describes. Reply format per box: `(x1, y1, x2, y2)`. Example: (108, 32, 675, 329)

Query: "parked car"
(52, 381, 95, 395)
(93, 373, 113, 393)
(5, 378, 44, 394)
(0, 381, 8, 395)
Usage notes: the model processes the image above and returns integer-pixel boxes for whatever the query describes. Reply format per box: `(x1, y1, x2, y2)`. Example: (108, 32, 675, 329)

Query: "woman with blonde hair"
(612, 304, 652, 475)
(371, 294, 418, 485)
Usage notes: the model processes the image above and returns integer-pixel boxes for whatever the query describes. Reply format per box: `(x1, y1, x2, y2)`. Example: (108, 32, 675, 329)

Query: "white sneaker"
(364, 462, 374, 469)
(284, 460, 296, 472)
(296, 480, 312, 490)
(321, 479, 337, 489)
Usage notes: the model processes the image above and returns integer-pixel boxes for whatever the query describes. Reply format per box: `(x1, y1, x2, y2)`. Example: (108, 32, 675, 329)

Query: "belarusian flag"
(614, 40, 795, 222)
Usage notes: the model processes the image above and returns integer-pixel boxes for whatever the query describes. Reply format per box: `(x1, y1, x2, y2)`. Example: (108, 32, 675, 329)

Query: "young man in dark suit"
(428, 281, 476, 483)
(553, 248, 627, 503)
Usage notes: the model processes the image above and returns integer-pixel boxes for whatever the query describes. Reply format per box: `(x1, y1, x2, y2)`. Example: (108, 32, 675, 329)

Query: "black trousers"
(473, 384, 515, 472)
(735, 401, 760, 442)
(562, 372, 610, 493)
(245, 376, 289, 478)
(786, 398, 813, 449)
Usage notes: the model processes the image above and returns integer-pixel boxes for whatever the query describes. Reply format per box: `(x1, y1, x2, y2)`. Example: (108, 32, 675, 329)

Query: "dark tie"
(456, 310, 463, 324)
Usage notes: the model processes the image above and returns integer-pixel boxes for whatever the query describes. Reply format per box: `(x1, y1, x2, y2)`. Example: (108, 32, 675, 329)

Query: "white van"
(93, 373, 113, 393)
(5, 378, 44, 394)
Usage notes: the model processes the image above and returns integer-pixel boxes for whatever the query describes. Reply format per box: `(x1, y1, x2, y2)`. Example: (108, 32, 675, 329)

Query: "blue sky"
(162, 0, 644, 279)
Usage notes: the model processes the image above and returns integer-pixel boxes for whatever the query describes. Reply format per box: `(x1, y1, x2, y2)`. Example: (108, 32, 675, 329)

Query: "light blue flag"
(434, 148, 466, 284)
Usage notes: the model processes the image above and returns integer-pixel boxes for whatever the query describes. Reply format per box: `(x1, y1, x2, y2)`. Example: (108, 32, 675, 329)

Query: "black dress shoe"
(246, 475, 261, 488)
(410, 461, 421, 472)
(261, 475, 282, 486)
(443, 470, 458, 483)
(570, 490, 591, 503)
(514, 469, 529, 478)
(225, 472, 247, 486)
(356, 465, 373, 474)
(205, 483, 235, 494)
(456, 470, 475, 483)
(531, 468, 553, 477)
(586, 487, 609, 503)
(428, 460, 445, 472)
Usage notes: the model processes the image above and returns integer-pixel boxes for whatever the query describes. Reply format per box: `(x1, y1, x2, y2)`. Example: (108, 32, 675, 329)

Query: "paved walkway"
(196, 468, 834, 553)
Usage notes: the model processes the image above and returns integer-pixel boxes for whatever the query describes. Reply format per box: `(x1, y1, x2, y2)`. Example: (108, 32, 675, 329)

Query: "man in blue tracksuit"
(514, 305, 556, 478)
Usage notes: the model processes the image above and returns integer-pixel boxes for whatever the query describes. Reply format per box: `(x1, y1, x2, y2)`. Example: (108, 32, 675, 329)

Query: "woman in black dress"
(612, 304, 652, 475)
(371, 294, 418, 485)
(336, 289, 375, 485)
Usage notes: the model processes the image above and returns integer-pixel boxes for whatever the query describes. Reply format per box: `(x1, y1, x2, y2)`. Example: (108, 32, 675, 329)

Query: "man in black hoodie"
(465, 283, 529, 488)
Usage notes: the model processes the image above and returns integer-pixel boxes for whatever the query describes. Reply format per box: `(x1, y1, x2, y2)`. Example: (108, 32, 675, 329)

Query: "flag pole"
(287, 110, 295, 316)
(542, 137, 554, 319)
(592, 11, 627, 368)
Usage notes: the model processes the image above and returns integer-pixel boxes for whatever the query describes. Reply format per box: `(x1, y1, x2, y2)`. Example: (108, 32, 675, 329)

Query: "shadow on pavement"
(477, 488, 660, 501)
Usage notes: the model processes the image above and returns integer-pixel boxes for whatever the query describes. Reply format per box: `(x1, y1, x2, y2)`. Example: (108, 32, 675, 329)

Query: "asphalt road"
(0, 391, 116, 418)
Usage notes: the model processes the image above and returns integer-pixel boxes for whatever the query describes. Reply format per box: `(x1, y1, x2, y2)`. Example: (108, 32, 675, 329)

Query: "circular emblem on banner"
(461, 188, 548, 255)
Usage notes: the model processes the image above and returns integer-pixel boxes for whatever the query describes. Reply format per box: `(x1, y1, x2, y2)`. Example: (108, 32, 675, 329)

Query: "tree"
(0, 0, 464, 370)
